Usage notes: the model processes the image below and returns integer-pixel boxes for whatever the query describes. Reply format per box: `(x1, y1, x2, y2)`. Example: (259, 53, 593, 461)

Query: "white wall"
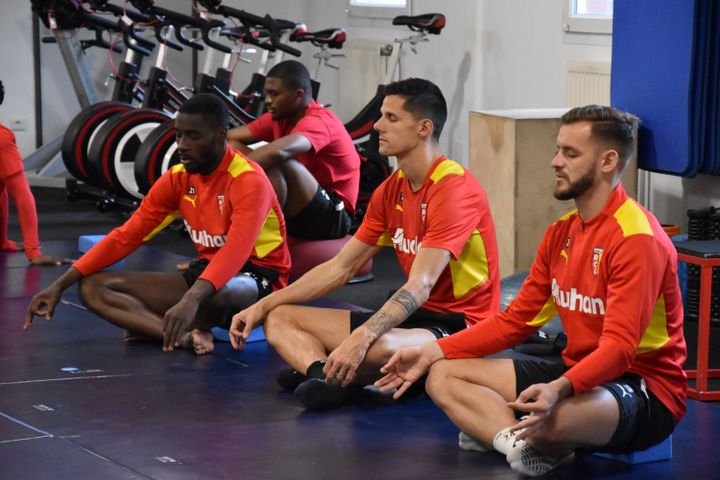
(1, 0, 44, 155)
(475, 0, 611, 110)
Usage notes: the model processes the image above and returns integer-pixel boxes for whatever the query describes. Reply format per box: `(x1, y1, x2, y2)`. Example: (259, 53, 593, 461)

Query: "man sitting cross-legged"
(228, 78, 500, 410)
(376, 105, 687, 477)
(25, 94, 290, 354)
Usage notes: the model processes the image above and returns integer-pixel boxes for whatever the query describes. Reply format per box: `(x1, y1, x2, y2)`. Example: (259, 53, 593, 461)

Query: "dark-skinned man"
(227, 60, 360, 240)
(25, 94, 290, 354)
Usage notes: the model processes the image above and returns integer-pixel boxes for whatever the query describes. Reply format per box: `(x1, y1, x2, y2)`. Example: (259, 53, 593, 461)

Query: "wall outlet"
(9, 118, 28, 131)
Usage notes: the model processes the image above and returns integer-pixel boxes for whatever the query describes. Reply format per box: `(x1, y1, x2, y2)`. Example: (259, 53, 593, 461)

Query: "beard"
(553, 166, 596, 201)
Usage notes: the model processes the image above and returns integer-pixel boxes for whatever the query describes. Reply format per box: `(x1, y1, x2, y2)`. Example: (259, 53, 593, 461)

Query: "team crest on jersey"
(420, 202, 427, 225)
(592, 247, 604, 276)
(218, 195, 225, 214)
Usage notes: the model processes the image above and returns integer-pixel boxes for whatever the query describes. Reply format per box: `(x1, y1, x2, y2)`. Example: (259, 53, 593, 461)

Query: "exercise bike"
(132, 5, 305, 195)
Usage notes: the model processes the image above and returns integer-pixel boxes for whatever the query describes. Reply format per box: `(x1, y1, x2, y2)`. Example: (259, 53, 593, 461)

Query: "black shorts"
(286, 185, 352, 240)
(513, 359, 676, 454)
(182, 258, 275, 299)
(350, 309, 467, 339)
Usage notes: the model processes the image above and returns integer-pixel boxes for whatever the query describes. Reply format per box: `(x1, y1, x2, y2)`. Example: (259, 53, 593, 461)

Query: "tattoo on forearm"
(389, 288, 420, 316)
(365, 312, 399, 339)
(364, 289, 420, 340)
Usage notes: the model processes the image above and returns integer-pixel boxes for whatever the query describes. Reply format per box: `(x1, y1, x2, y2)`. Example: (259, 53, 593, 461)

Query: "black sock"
(305, 360, 326, 379)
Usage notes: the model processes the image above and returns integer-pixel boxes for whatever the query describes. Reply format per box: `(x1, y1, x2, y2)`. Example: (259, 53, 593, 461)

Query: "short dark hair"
(267, 60, 312, 96)
(561, 105, 638, 171)
(177, 93, 228, 129)
(383, 78, 447, 142)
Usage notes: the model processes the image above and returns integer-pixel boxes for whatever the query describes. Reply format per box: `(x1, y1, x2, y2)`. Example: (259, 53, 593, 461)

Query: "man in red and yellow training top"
(24, 94, 290, 355)
(229, 78, 500, 411)
(377, 105, 687, 477)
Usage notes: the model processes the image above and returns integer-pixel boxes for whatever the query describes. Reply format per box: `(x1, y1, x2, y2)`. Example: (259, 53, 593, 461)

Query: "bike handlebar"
(84, 1, 157, 56)
(198, 2, 302, 57)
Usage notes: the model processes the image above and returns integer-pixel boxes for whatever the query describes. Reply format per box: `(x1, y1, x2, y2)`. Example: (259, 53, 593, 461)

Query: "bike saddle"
(392, 13, 446, 34)
(291, 28, 347, 49)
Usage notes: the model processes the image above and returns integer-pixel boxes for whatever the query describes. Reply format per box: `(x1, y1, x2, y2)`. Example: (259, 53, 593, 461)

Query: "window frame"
(345, 0, 412, 19)
(562, 0, 613, 35)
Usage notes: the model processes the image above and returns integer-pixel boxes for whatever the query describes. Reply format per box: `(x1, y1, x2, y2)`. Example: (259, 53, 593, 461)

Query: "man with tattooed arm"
(228, 78, 500, 410)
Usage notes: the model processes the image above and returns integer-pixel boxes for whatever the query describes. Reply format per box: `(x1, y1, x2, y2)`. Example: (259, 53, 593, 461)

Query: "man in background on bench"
(227, 60, 359, 240)
(24, 94, 290, 355)
(229, 78, 500, 410)
(376, 105, 687, 477)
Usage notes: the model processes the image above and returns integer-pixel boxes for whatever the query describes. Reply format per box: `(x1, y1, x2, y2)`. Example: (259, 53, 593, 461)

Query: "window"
(351, 0, 406, 6)
(563, 0, 613, 35)
(346, 0, 411, 19)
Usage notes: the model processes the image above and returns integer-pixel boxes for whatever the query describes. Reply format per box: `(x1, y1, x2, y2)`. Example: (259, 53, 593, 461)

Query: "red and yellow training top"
(355, 156, 500, 325)
(439, 184, 687, 421)
(74, 147, 290, 290)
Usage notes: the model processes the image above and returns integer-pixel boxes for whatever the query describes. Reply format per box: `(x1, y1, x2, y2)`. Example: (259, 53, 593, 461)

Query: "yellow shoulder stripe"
(449, 230, 488, 298)
(526, 297, 559, 328)
(637, 295, 671, 354)
(254, 209, 283, 259)
(613, 199, 653, 237)
(227, 154, 255, 178)
(171, 164, 186, 173)
(376, 231, 393, 247)
(557, 209, 578, 222)
(430, 159, 464, 184)
(142, 212, 181, 242)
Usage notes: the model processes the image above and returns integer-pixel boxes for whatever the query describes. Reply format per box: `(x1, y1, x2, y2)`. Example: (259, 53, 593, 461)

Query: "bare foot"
(180, 329, 215, 355)
(176, 262, 190, 271)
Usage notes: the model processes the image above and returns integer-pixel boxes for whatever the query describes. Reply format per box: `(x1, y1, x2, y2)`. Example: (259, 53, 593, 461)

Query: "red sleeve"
(438, 227, 556, 358)
(198, 171, 276, 289)
(247, 113, 275, 142)
(563, 235, 663, 395)
(0, 125, 24, 178)
(354, 178, 390, 246)
(422, 175, 482, 259)
(290, 110, 331, 153)
(72, 172, 180, 276)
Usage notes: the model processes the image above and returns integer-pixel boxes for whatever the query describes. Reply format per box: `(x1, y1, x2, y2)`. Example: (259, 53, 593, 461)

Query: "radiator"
(340, 41, 389, 120)
(565, 62, 611, 107)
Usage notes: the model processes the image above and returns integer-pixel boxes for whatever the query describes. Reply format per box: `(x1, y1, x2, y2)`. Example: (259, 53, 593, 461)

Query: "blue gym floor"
(2, 240, 720, 479)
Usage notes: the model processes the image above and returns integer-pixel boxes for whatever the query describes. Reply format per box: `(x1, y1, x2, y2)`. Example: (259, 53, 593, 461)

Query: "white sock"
(506, 442, 574, 477)
(458, 431, 492, 452)
(492, 426, 523, 456)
